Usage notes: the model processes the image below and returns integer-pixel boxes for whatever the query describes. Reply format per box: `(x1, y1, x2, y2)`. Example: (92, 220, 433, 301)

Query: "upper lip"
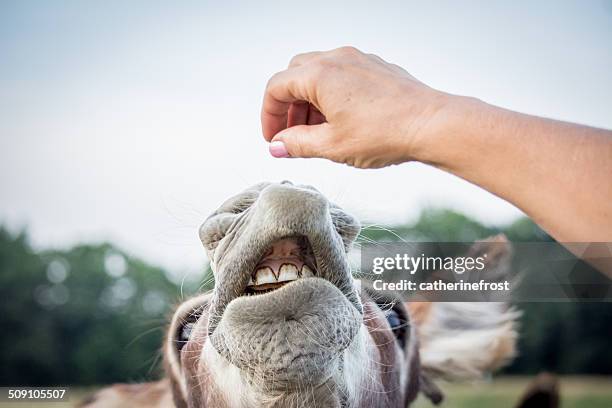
(207, 230, 363, 338)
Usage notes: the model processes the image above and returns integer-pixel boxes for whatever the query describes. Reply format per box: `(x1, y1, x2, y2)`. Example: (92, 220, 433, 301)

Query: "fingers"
(289, 51, 322, 68)
(262, 48, 357, 140)
(287, 102, 309, 128)
(287, 102, 326, 127)
(307, 105, 326, 125)
(261, 66, 316, 141)
(262, 49, 333, 140)
(262, 47, 363, 142)
(271, 123, 334, 159)
(289, 46, 363, 68)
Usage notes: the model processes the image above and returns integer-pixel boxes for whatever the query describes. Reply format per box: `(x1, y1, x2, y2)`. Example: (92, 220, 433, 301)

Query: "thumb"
(270, 123, 334, 159)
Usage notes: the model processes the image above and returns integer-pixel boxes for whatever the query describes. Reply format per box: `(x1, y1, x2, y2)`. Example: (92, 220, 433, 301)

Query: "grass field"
(412, 376, 612, 408)
(1, 377, 610, 407)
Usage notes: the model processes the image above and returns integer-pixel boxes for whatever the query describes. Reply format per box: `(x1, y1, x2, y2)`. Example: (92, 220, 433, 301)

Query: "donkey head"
(163, 181, 518, 408)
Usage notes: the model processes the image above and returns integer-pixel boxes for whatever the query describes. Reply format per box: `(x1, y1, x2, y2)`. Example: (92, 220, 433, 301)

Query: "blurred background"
(1, 1, 611, 407)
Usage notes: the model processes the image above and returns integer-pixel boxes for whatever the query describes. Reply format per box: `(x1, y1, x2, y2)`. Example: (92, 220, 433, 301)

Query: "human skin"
(261, 46, 612, 243)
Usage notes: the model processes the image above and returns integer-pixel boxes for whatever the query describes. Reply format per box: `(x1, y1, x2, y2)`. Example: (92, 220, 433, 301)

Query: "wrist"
(408, 92, 489, 170)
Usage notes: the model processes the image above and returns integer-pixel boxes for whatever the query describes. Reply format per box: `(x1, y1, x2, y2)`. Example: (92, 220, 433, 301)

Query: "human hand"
(261, 46, 455, 168)
(264, 48, 612, 244)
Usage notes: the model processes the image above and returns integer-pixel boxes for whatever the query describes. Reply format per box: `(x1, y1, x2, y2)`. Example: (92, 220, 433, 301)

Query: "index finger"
(288, 51, 323, 68)
(261, 65, 316, 141)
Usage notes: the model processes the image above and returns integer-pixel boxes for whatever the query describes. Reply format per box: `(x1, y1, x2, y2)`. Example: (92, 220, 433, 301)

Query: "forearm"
(415, 96, 612, 241)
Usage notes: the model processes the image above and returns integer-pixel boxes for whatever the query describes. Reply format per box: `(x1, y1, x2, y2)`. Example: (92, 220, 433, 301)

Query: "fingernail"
(269, 141, 290, 158)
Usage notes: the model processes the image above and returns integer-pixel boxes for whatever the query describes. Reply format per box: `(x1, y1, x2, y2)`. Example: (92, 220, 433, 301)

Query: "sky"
(1, 1, 611, 279)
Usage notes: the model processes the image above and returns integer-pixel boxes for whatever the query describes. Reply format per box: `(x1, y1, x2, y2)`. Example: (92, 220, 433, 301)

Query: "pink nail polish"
(269, 141, 290, 158)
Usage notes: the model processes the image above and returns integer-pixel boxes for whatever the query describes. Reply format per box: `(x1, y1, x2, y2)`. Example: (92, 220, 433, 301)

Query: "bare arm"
(417, 97, 612, 241)
(261, 47, 612, 242)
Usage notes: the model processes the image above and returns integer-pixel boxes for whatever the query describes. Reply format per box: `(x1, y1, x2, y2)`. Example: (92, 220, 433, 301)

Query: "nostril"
(199, 214, 234, 251)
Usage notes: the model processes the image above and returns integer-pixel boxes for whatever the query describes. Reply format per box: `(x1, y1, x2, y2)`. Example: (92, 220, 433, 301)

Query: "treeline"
(0, 210, 611, 386)
(0, 228, 203, 386)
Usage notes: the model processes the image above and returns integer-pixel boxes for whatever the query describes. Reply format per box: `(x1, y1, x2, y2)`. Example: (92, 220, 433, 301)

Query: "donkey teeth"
(278, 264, 299, 283)
(247, 263, 316, 291)
(253, 266, 276, 286)
(301, 264, 315, 278)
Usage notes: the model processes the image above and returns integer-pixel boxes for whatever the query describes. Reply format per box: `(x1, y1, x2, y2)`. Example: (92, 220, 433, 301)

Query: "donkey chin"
(81, 181, 520, 408)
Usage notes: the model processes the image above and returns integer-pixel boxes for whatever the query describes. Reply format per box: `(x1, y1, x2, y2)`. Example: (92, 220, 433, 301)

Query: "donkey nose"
(253, 184, 329, 234)
(259, 184, 328, 214)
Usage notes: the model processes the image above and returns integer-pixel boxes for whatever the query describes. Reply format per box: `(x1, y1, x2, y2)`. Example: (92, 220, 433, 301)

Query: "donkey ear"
(164, 294, 211, 408)
(407, 235, 520, 381)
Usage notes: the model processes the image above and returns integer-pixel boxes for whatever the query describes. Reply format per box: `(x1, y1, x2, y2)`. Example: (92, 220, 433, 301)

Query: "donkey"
(82, 181, 518, 407)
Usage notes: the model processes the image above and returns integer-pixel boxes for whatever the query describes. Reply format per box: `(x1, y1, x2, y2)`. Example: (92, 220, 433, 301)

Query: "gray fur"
(199, 182, 363, 337)
(211, 278, 360, 390)
(199, 181, 367, 406)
